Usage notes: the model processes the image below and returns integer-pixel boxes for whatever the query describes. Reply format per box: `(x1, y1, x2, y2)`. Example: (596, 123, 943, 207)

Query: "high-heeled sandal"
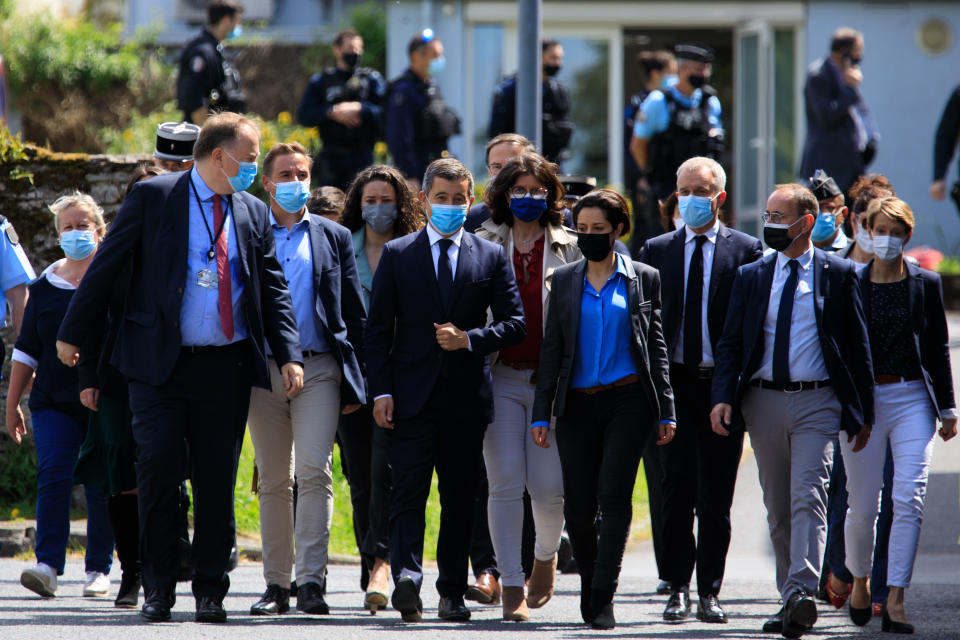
(881, 604, 914, 634)
(825, 571, 851, 609)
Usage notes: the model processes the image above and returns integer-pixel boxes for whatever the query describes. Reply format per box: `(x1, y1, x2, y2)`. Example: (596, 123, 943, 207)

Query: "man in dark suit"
(246, 142, 367, 616)
(639, 157, 762, 624)
(799, 28, 879, 195)
(56, 112, 304, 623)
(365, 158, 525, 622)
(710, 183, 874, 638)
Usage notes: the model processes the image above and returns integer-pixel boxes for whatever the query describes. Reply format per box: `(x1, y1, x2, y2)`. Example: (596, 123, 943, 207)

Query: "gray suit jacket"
(532, 257, 675, 424)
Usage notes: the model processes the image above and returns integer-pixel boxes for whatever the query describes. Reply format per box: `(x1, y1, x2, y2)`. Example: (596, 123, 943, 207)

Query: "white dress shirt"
(752, 247, 829, 382)
(426, 223, 463, 278)
(673, 219, 719, 367)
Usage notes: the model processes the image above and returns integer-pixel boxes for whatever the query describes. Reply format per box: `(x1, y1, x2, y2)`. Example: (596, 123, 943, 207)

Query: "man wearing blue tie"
(56, 112, 303, 624)
(364, 158, 526, 623)
(710, 183, 873, 639)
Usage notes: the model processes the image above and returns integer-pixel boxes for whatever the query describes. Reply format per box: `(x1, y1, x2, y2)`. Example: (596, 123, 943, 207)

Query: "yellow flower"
(277, 111, 292, 126)
(10, 508, 19, 519)
(374, 141, 387, 156)
(122, 130, 134, 142)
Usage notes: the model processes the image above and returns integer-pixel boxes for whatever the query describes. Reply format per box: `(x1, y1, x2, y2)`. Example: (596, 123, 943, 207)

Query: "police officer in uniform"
(177, 0, 247, 126)
(488, 39, 574, 164)
(297, 28, 386, 191)
(0, 214, 36, 365)
(630, 44, 724, 210)
(153, 121, 201, 173)
(385, 29, 461, 190)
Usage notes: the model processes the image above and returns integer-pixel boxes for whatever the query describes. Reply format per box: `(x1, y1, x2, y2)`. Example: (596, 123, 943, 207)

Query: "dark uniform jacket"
(297, 66, 386, 154)
(488, 75, 573, 162)
(177, 29, 246, 122)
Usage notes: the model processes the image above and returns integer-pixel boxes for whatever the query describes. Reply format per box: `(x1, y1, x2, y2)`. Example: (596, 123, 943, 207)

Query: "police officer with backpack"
(630, 44, 724, 210)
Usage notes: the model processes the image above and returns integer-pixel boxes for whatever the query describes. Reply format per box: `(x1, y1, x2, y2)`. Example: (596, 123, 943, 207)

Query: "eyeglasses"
(761, 211, 799, 224)
(510, 186, 548, 199)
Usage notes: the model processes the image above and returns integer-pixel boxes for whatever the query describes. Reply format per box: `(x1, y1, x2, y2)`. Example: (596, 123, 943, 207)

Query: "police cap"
(808, 169, 843, 201)
(559, 175, 597, 199)
(154, 121, 201, 162)
(674, 43, 714, 63)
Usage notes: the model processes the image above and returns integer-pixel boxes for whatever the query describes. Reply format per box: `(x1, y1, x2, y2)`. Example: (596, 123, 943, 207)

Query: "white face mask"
(855, 227, 874, 253)
(872, 235, 904, 262)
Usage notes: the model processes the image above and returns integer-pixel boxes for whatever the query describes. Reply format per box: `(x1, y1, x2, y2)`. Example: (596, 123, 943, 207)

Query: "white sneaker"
(83, 571, 110, 597)
(21, 563, 58, 597)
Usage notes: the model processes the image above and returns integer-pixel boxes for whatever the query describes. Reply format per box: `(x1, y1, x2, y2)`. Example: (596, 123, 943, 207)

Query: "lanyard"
(189, 177, 231, 261)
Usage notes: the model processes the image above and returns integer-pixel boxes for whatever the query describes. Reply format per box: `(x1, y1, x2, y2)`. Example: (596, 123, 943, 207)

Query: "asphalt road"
(2, 319, 959, 639)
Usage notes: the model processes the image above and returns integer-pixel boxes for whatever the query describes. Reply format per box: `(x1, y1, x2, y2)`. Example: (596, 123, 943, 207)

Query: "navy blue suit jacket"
(860, 260, 955, 418)
(58, 171, 301, 390)
(306, 213, 367, 405)
(364, 228, 526, 423)
(639, 224, 763, 357)
(711, 248, 874, 436)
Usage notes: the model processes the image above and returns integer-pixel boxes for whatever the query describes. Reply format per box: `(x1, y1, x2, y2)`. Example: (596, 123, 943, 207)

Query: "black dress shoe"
(656, 580, 672, 595)
(296, 582, 330, 614)
(115, 572, 142, 608)
(663, 587, 692, 621)
(782, 590, 817, 639)
(438, 595, 471, 621)
(697, 594, 727, 623)
(762, 605, 784, 633)
(250, 584, 290, 615)
(141, 590, 175, 622)
(591, 601, 615, 629)
(391, 577, 423, 622)
(195, 596, 227, 623)
(881, 604, 914, 634)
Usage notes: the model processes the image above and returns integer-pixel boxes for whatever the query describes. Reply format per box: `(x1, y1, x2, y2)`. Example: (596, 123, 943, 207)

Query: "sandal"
(825, 571, 851, 609)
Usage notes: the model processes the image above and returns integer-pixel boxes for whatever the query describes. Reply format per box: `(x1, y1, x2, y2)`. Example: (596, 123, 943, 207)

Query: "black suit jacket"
(306, 213, 367, 405)
(532, 258, 675, 424)
(860, 260, 956, 417)
(58, 171, 301, 390)
(639, 224, 763, 357)
(711, 248, 874, 436)
(364, 229, 526, 422)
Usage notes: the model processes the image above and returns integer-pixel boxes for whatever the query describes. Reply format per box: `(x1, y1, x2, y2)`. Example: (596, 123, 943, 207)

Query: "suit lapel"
(171, 173, 190, 284)
(569, 259, 586, 348)
(623, 258, 646, 352)
(861, 259, 874, 320)
(308, 217, 327, 320)
(230, 194, 252, 281)
(907, 262, 924, 329)
(812, 249, 826, 334)
(449, 231, 473, 310)
(708, 225, 731, 307)
(748, 253, 777, 365)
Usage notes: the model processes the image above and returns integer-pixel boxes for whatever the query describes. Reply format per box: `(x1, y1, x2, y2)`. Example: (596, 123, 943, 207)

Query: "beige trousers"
(248, 353, 342, 587)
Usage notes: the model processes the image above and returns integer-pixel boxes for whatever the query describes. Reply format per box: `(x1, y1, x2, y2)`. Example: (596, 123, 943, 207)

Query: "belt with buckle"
(874, 374, 919, 385)
(671, 363, 714, 380)
(751, 379, 832, 393)
(574, 373, 640, 395)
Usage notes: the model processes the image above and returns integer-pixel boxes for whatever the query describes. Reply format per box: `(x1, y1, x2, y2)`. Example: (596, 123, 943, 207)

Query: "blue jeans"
(823, 438, 893, 602)
(32, 408, 114, 575)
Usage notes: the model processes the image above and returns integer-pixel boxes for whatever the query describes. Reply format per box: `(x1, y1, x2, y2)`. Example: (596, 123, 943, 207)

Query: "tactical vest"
(649, 86, 722, 186)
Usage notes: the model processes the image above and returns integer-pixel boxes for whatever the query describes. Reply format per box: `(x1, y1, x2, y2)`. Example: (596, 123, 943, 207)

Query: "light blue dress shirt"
(352, 227, 374, 312)
(270, 211, 327, 354)
(0, 218, 36, 329)
(180, 167, 247, 346)
(632, 85, 723, 139)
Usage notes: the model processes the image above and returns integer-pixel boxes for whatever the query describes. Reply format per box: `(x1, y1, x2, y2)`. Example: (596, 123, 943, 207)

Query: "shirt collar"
(684, 218, 720, 244)
(777, 245, 815, 271)
(269, 209, 308, 229)
(190, 166, 219, 202)
(426, 221, 464, 248)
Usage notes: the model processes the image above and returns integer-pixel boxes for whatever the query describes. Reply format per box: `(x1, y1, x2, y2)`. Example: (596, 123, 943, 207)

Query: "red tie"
(212, 194, 234, 340)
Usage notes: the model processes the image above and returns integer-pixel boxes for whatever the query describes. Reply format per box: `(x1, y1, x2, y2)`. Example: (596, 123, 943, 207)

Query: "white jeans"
(248, 353, 342, 587)
(839, 380, 936, 588)
(483, 364, 565, 588)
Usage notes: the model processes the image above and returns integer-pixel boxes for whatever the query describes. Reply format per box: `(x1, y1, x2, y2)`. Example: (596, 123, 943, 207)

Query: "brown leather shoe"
(465, 572, 501, 605)
(526, 556, 557, 609)
(502, 586, 530, 621)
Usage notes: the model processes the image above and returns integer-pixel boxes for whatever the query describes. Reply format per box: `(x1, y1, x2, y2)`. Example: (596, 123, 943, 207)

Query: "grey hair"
(49, 191, 107, 235)
(422, 157, 474, 199)
(676, 156, 726, 192)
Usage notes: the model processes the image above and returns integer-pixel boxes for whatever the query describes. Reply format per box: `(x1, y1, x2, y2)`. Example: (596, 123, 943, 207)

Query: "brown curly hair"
(849, 173, 896, 218)
(484, 152, 566, 227)
(341, 165, 424, 236)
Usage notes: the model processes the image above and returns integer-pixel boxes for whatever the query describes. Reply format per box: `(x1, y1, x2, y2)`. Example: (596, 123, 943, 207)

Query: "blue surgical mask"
(228, 25, 243, 39)
(429, 203, 468, 235)
(509, 195, 548, 222)
(221, 149, 258, 193)
(60, 229, 97, 260)
(428, 55, 446, 76)
(271, 179, 310, 214)
(677, 193, 719, 229)
(810, 211, 836, 243)
(661, 74, 678, 91)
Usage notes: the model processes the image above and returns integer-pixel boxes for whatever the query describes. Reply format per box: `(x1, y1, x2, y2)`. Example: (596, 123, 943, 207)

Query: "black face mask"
(763, 218, 803, 252)
(578, 232, 614, 262)
(543, 64, 561, 77)
(342, 52, 360, 68)
(688, 74, 707, 89)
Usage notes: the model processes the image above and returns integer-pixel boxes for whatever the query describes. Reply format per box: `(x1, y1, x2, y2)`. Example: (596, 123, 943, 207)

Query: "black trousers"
(659, 366, 744, 596)
(388, 381, 485, 598)
(337, 404, 392, 589)
(313, 148, 374, 192)
(641, 425, 667, 581)
(128, 342, 253, 600)
(557, 383, 653, 594)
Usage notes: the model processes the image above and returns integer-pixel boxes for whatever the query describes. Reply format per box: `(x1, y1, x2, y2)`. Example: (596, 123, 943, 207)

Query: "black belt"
(671, 363, 714, 380)
(750, 378, 832, 393)
(302, 350, 328, 359)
